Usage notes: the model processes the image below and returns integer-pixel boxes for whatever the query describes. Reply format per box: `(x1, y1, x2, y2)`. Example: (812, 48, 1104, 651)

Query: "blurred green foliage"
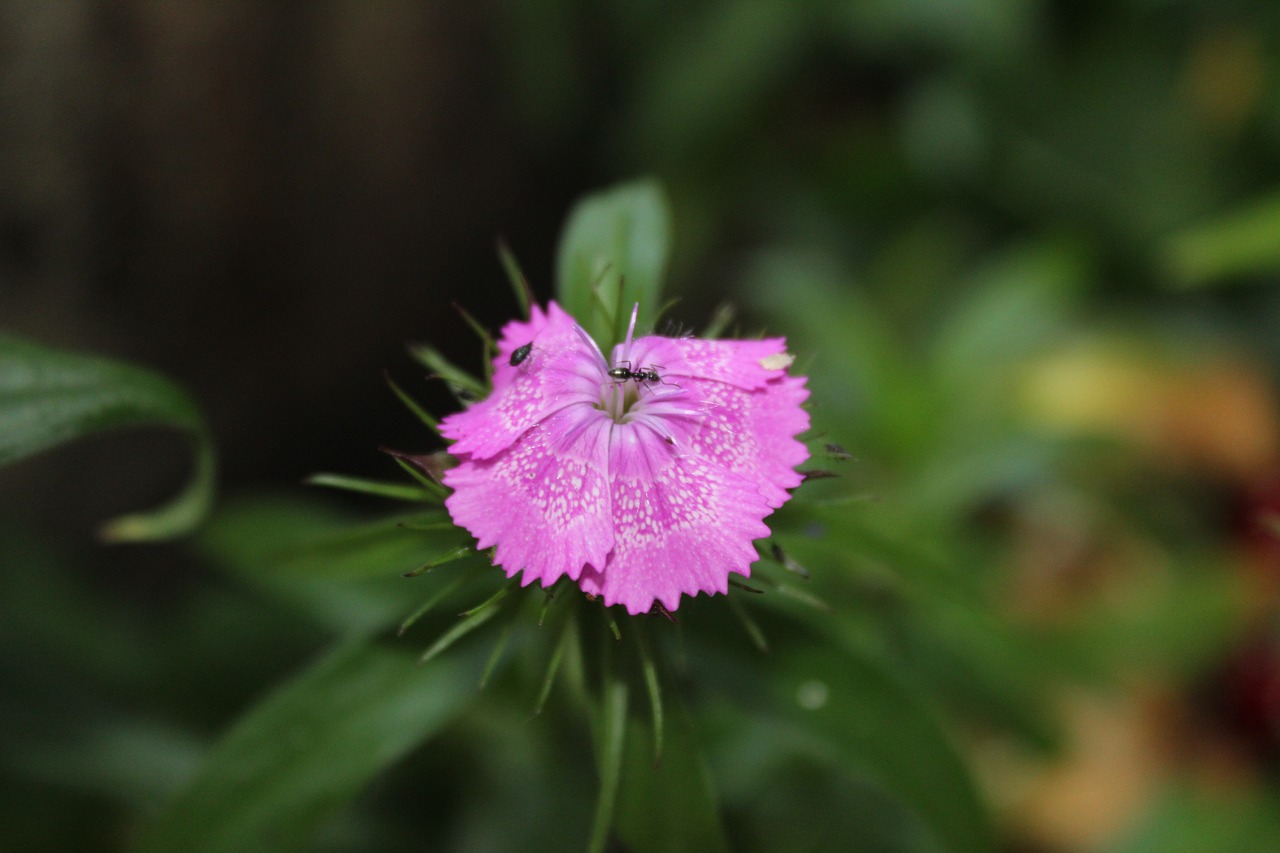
(6, 0, 1280, 850)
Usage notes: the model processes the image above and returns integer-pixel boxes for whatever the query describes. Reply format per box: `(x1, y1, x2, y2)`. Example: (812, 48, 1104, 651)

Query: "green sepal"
(587, 673, 629, 853)
(497, 238, 535, 319)
(406, 343, 486, 400)
(555, 179, 672, 346)
(305, 473, 435, 503)
(418, 582, 512, 664)
(384, 373, 440, 435)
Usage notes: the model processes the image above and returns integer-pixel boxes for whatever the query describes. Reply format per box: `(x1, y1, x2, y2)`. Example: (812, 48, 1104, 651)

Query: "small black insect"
(607, 361, 667, 385)
(509, 342, 533, 367)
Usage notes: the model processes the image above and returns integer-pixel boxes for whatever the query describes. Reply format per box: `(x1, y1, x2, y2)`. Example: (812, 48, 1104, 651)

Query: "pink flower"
(440, 302, 809, 615)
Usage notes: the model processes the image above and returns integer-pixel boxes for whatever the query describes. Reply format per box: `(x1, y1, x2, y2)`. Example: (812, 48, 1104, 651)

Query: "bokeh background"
(5, 1, 1280, 850)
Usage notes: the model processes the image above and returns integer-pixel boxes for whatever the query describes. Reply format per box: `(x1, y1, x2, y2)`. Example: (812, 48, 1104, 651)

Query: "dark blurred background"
(6, 2, 1280, 850)
(1, 3, 583, 517)
(7, 1, 1280, 517)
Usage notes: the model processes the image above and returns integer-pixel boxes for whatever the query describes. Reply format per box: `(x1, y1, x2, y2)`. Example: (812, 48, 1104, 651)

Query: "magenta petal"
(444, 404, 615, 587)
(440, 304, 594, 460)
(672, 374, 809, 507)
(440, 301, 810, 614)
(625, 335, 791, 390)
(487, 302, 577, 394)
(577, 426, 773, 614)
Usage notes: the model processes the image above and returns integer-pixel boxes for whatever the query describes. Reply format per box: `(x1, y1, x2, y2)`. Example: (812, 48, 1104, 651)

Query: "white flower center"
(598, 377, 647, 423)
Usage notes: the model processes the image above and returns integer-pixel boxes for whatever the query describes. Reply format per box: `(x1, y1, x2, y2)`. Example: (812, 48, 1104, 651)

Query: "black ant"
(607, 361, 673, 387)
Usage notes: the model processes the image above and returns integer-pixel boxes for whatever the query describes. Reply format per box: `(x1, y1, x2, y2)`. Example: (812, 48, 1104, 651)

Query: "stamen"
(622, 303, 639, 362)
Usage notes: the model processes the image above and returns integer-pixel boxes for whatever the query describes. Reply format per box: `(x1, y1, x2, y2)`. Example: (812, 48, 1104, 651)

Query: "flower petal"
(488, 302, 565, 392)
(623, 335, 792, 390)
(441, 304, 598, 460)
(444, 404, 615, 587)
(577, 425, 773, 614)
(649, 374, 810, 507)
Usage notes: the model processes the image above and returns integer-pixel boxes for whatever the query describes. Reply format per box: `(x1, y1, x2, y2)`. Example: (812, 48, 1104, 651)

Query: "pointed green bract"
(391, 457, 448, 500)
(727, 593, 770, 653)
(0, 335, 215, 541)
(587, 675, 629, 853)
(532, 619, 573, 716)
(305, 473, 434, 503)
(403, 544, 476, 578)
(497, 238, 534, 319)
(406, 343, 486, 398)
(479, 620, 516, 688)
(633, 626, 665, 764)
(384, 373, 440, 435)
(615, 714, 730, 853)
(398, 571, 470, 636)
(555, 179, 671, 345)
(418, 584, 512, 664)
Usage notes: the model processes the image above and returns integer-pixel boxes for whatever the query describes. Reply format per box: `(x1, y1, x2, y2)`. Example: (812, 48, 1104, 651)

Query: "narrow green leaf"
(397, 571, 469, 636)
(391, 457, 448, 500)
(402, 544, 475, 578)
(198, 498, 463, 634)
(133, 642, 476, 853)
(99, 438, 216, 543)
(634, 626, 664, 764)
(304, 473, 432, 503)
(615, 714, 729, 853)
(452, 302, 495, 385)
(531, 620, 572, 716)
(384, 373, 440, 435)
(588, 676, 629, 853)
(702, 302, 736, 338)
(0, 335, 216, 540)
(406, 344, 486, 398)
(462, 584, 510, 618)
(727, 594, 769, 653)
(555, 179, 671, 346)
(395, 519, 458, 532)
(418, 585, 510, 664)
(497, 238, 534, 319)
(203, 500, 448, 581)
(756, 574, 834, 613)
(479, 619, 515, 689)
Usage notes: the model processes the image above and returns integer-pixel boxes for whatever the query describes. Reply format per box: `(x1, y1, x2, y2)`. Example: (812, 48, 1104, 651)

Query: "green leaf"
(384, 373, 440, 435)
(555, 179, 671, 346)
(497, 238, 534, 319)
(132, 641, 477, 853)
(775, 645, 996, 853)
(198, 496, 471, 635)
(406, 343, 486, 399)
(418, 584, 511, 664)
(615, 713, 730, 853)
(587, 674, 629, 853)
(634, 627, 664, 764)
(304, 473, 434, 502)
(531, 618, 573, 716)
(0, 335, 215, 541)
(1164, 192, 1280, 288)
(201, 498, 454, 582)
